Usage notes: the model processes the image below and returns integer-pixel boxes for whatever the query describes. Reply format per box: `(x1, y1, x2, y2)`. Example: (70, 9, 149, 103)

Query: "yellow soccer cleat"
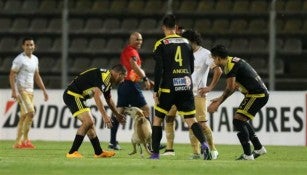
(66, 151, 83, 158)
(94, 150, 116, 158)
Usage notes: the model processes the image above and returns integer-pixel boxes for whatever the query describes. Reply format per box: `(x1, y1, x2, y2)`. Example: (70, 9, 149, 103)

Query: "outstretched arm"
(92, 87, 113, 128)
(208, 77, 236, 113)
(105, 95, 126, 125)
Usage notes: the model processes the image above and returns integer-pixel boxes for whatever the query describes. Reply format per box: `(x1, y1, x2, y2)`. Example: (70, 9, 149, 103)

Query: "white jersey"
(192, 47, 216, 96)
(11, 52, 39, 92)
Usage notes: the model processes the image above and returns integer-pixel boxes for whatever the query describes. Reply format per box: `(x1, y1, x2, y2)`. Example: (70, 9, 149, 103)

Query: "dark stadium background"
(0, 0, 306, 90)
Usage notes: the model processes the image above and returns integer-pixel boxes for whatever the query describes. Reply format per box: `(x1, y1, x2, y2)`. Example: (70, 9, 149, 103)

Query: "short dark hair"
(162, 14, 176, 29)
(210, 44, 228, 59)
(181, 29, 203, 46)
(111, 64, 126, 74)
(22, 37, 35, 45)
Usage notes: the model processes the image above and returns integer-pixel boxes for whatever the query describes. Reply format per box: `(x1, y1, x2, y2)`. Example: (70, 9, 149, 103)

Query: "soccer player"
(162, 29, 222, 159)
(9, 37, 49, 149)
(208, 45, 268, 160)
(64, 65, 126, 158)
(108, 32, 152, 150)
(150, 14, 211, 160)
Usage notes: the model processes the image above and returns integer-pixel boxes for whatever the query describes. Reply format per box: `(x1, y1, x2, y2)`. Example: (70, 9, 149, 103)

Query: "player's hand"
(207, 97, 221, 113)
(153, 92, 159, 105)
(144, 79, 154, 90)
(115, 113, 126, 125)
(198, 87, 211, 97)
(11, 90, 19, 101)
(103, 115, 113, 128)
(43, 91, 49, 101)
(149, 79, 154, 89)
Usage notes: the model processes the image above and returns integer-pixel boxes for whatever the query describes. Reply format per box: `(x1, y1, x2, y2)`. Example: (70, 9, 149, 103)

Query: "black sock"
(237, 132, 251, 155)
(191, 122, 205, 143)
(110, 115, 119, 145)
(69, 135, 84, 154)
(245, 122, 262, 150)
(90, 136, 103, 155)
(152, 126, 162, 154)
(233, 119, 251, 155)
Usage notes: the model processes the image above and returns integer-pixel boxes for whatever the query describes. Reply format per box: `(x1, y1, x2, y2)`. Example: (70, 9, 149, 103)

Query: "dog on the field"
(124, 107, 152, 157)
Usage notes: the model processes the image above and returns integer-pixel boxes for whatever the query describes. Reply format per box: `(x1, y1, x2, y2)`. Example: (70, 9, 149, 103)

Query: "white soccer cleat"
(236, 154, 254, 160)
(211, 150, 219, 160)
(161, 149, 175, 156)
(252, 146, 267, 159)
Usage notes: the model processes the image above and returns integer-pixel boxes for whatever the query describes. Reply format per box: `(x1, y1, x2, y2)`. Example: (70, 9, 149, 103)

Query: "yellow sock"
(165, 122, 175, 150)
(203, 125, 217, 151)
(189, 129, 200, 154)
(23, 115, 33, 141)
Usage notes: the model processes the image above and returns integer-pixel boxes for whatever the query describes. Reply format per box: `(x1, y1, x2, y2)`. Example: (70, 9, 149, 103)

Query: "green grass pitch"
(0, 140, 307, 175)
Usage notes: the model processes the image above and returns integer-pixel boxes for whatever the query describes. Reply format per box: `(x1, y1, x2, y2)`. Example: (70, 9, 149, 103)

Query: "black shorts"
(155, 89, 195, 119)
(63, 89, 90, 117)
(117, 80, 147, 108)
(237, 93, 269, 120)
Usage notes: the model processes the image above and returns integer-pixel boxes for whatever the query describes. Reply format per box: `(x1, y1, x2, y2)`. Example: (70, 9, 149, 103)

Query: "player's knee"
(26, 111, 35, 118)
(83, 120, 94, 130)
(233, 119, 245, 131)
(87, 129, 96, 139)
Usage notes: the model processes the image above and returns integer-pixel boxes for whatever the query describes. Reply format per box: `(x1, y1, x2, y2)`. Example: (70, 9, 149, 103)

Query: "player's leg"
(184, 116, 211, 160)
(110, 81, 129, 150)
(13, 113, 26, 148)
(162, 105, 176, 156)
(22, 112, 35, 148)
(195, 96, 218, 159)
(63, 91, 88, 158)
(86, 119, 102, 155)
(233, 113, 253, 160)
(151, 114, 164, 159)
(150, 92, 171, 159)
(243, 94, 269, 158)
(189, 96, 202, 158)
(109, 110, 122, 150)
(87, 123, 115, 158)
(66, 111, 94, 158)
(15, 91, 35, 148)
(177, 92, 211, 160)
(201, 123, 218, 158)
(188, 129, 200, 158)
(245, 122, 267, 158)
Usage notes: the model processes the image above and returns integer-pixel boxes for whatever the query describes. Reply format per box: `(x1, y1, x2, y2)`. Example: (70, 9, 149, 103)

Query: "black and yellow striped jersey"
(225, 57, 268, 94)
(153, 34, 194, 92)
(67, 68, 112, 99)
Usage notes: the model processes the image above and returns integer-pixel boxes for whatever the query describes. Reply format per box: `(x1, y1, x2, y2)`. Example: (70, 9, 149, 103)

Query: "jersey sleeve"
(11, 56, 22, 72)
(226, 63, 239, 78)
(153, 41, 163, 92)
(35, 56, 39, 71)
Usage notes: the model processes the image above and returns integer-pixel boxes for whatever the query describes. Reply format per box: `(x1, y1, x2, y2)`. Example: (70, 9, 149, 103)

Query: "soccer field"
(0, 140, 306, 175)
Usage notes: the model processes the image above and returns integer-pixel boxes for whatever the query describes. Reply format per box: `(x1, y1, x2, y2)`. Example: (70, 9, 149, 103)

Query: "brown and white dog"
(124, 107, 152, 157)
